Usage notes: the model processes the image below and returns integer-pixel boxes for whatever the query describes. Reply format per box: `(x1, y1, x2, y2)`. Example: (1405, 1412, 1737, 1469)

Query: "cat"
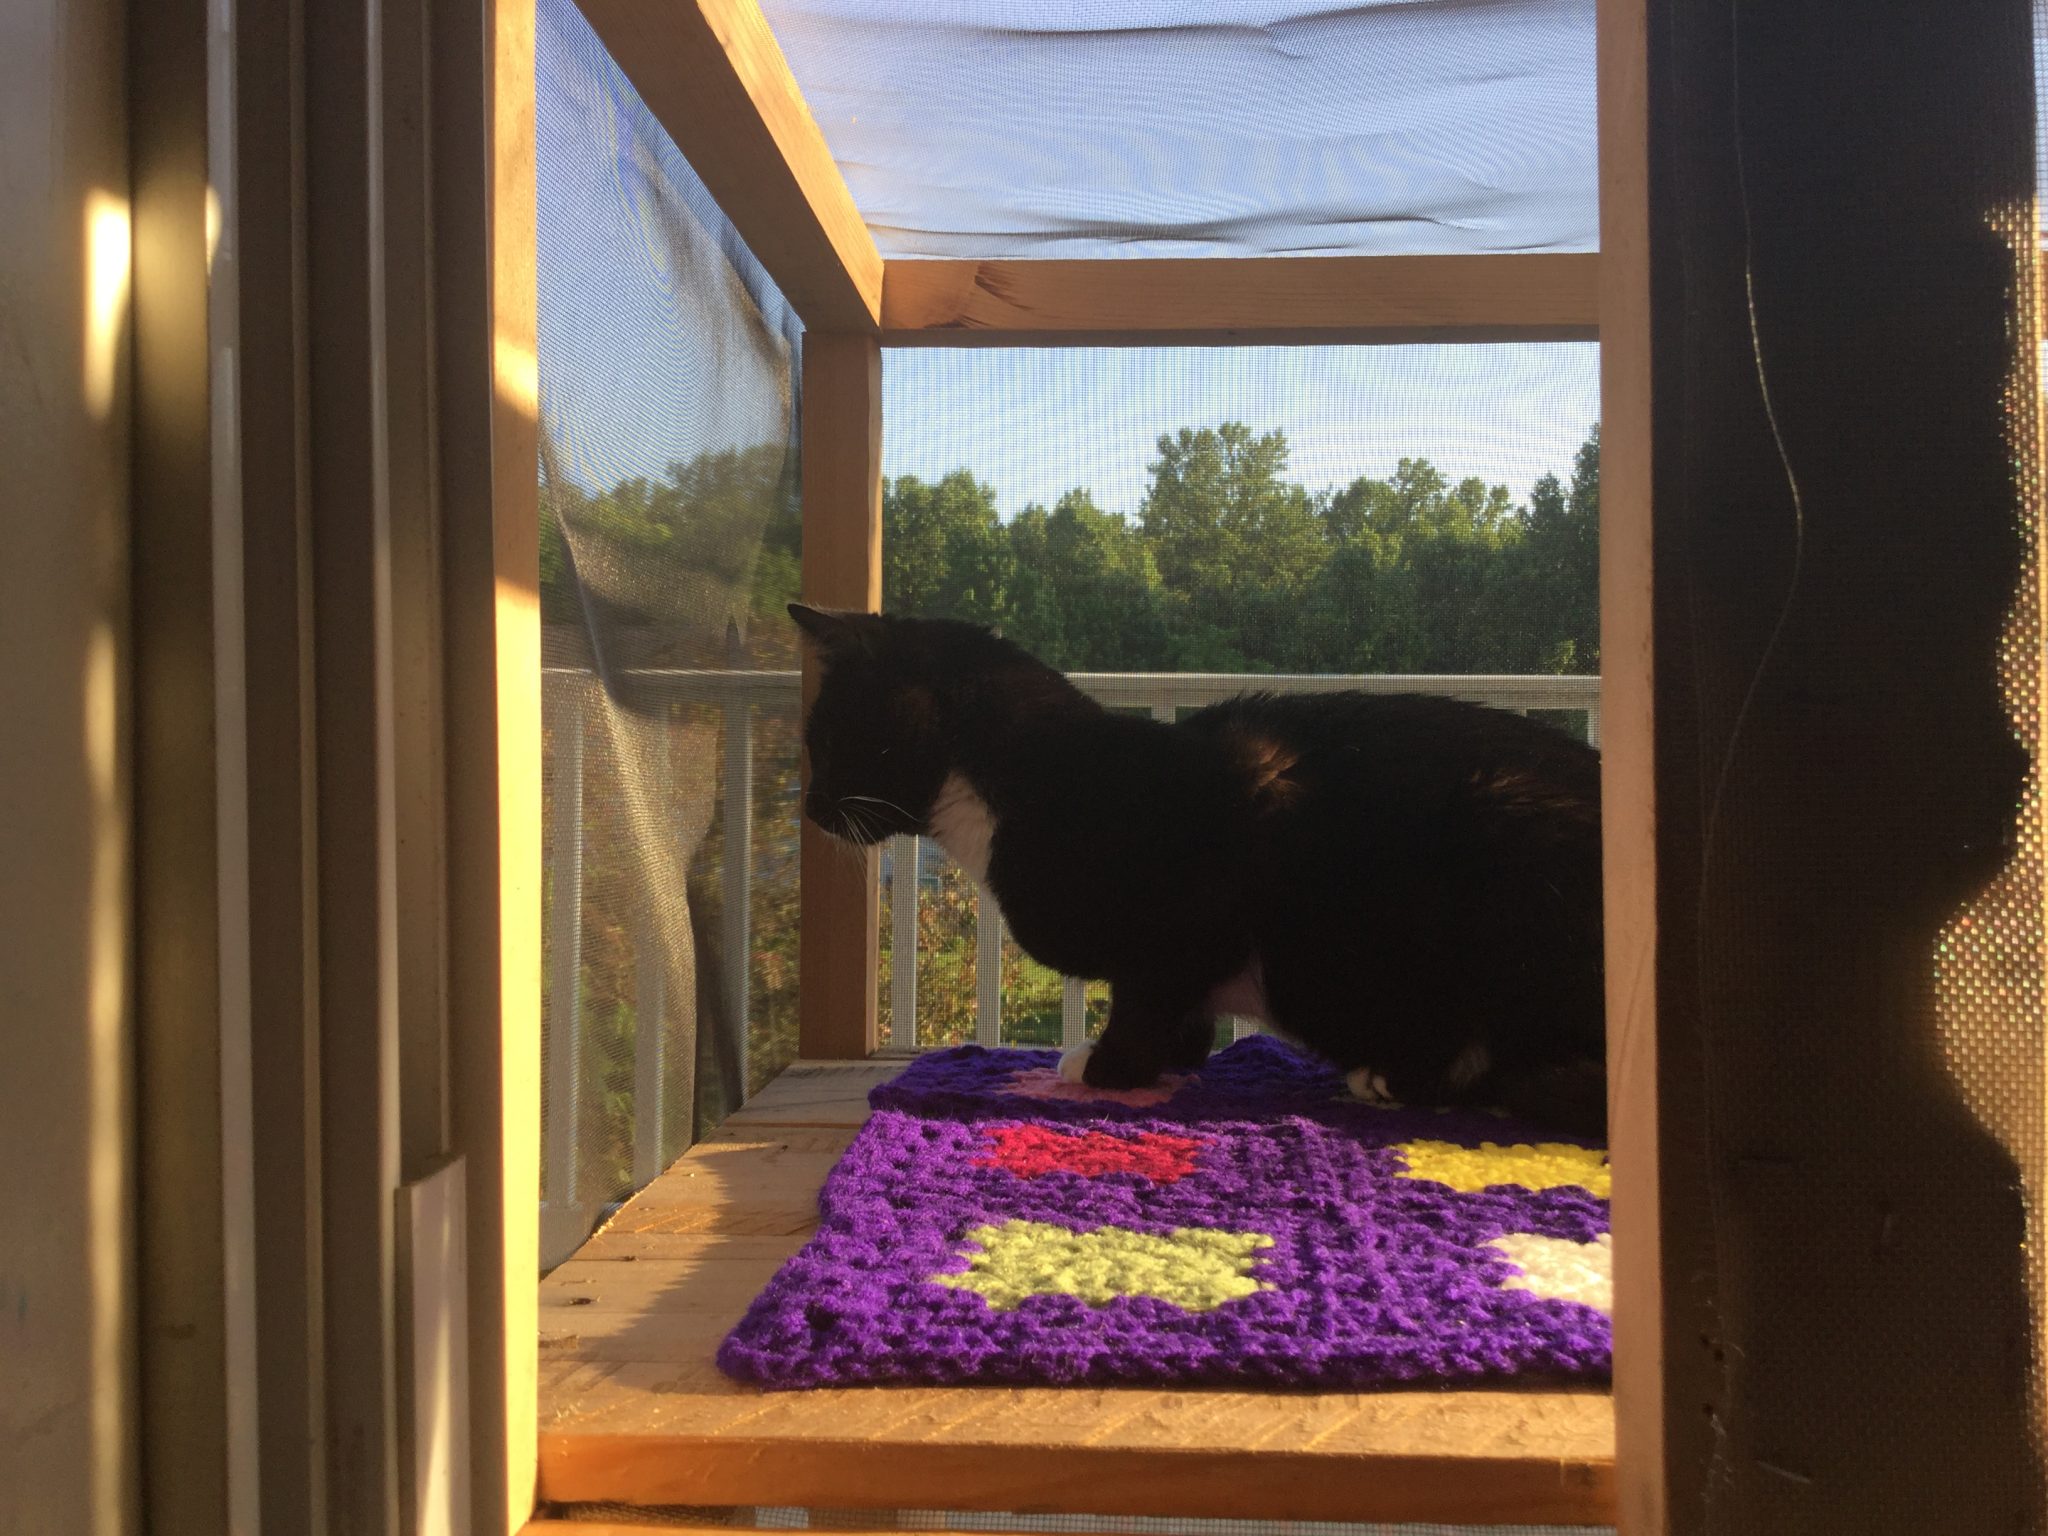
(789, 603, 1608, 1137)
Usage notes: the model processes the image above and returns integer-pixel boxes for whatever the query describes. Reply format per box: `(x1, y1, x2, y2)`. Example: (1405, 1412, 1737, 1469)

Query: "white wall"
(0, 0, 137, 1531)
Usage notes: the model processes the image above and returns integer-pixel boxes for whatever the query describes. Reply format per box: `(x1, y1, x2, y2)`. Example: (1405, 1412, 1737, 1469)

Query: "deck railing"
(541, 666, 1598, 1242)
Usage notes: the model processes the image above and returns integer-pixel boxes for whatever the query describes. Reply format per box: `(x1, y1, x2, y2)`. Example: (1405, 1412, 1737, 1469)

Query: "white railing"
(539, 665, 1597, 1254)
(541, 660, 787, 1263)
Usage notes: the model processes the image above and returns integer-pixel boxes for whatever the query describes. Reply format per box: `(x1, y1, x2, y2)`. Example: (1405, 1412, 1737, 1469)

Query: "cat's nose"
(804, 789, 835, 826)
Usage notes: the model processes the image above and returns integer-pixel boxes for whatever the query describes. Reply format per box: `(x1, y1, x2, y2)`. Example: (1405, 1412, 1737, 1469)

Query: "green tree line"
(884, 421, 1601, 676)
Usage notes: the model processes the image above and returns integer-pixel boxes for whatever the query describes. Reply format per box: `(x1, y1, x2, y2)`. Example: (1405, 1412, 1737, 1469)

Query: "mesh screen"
(755, 0, 1597, 259)
(874, 344, 1600, 1050)
(537, 0, 806, 1269)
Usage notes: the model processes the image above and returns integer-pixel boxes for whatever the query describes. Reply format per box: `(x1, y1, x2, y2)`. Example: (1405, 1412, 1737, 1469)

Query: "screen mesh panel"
(537, 0, 806, 1268)
(875, 344, 1600, 1050)
(755, 0, 1597, 259)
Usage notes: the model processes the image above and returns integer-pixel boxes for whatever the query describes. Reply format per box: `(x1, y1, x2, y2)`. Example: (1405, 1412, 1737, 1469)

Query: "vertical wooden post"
(798, 334, 883, 1059)
(484, 0, 542, 1517)
(1595, 1, 1661, 1530)
(440, 0, 540, 1524)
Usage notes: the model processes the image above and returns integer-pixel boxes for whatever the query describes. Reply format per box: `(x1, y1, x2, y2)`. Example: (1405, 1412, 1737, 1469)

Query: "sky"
(535, 0, 1600, 522)
(880, 344, 1599, 521)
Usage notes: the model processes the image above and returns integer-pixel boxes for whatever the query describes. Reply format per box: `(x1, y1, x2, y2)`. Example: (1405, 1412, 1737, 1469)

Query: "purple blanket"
(717, 1037, 1611, 1391)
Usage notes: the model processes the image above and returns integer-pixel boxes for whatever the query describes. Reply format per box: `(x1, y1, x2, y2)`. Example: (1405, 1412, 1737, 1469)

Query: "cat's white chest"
(928, 772, 997, 884)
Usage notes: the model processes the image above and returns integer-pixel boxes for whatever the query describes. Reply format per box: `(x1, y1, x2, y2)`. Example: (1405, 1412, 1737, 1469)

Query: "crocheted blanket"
(716, 1036, 1612, 1391)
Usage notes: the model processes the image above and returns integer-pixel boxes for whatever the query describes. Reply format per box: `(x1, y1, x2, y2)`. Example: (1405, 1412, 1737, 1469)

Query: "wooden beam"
(571, 0, 881, 331)
(440, 0, 542, 1526)
(1595, 4, 1660, 1535)
(483, 0, 544, 1520)
(797, 336, 883, 1059)
(880, 253, 1599, 346)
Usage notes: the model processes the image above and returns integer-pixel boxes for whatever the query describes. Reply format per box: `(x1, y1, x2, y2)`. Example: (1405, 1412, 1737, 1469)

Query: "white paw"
(1057, 1045, 1094, 1085)
(1345, 1067, 1400, 1106)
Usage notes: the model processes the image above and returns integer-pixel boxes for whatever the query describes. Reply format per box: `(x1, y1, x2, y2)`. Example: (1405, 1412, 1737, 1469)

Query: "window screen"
(537, 0, 806, 1268)
(874, 344, 1601, 1052)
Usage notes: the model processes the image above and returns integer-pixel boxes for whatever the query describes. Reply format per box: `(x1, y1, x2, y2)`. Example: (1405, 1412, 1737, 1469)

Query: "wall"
(0, 0, 138, 1531)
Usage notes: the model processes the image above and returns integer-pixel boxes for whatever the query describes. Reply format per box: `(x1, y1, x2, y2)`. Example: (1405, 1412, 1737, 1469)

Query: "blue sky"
(882, 344, 1599, 521)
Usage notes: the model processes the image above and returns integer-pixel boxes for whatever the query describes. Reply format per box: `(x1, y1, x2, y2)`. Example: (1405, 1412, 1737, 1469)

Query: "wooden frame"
(796, 335, 885, 1059)
(561, 0, 1599, 349)
(881, 253, 1600, 346)
(571, 0, 881, 330)
(1595, 2, 1659, 1532)
(519, 0, 1625, 1528)
(445, 0, 544, 1528)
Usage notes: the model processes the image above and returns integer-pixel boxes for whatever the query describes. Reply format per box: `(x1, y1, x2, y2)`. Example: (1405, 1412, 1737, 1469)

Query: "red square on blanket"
(976, 1122, 1207, 1183)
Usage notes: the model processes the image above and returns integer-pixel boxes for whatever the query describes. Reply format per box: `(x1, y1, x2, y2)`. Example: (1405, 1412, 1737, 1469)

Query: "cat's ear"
(788, 603, 875, 656)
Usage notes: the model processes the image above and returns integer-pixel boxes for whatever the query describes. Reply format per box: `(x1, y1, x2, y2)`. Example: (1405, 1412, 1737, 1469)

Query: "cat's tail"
(1498, 1056, 1608, 1141)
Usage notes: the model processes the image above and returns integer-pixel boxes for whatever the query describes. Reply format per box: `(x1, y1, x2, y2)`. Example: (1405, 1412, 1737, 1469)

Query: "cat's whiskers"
(821, 800, 889, 865)
(842, 792, 916, 823)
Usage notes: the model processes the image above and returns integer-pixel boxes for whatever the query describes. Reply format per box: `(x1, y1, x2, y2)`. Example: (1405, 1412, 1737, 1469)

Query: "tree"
(1141, 424, 1327, 599)
(541, 438, 798, 664)
(1513, 425, 1601, 672)
(1005, 490, 1172, 669)
(882, 470, 1010, 623)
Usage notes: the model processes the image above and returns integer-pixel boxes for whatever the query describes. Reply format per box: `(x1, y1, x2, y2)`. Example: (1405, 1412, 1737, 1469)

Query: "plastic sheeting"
(756, 0, 1597, 258)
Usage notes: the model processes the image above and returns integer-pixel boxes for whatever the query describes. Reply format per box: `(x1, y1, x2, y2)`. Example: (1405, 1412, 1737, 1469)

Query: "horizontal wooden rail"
(571, 0, 881, 330)
(881, 253, 1600, 346)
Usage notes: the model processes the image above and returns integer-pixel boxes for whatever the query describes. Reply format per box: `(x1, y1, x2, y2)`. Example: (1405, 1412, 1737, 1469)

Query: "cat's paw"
(1057, 1045, 1094, 1085)
(1345, 1067, 1401, 1107)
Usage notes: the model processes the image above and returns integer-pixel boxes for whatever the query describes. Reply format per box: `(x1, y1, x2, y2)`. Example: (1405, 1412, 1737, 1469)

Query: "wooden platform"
(536, 1061, 1616, 1527)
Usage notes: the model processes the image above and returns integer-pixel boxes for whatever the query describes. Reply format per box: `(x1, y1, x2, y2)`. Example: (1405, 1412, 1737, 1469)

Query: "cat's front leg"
(1062, 980, 1213, 1090)
(1344, 1067, 1400, 1106)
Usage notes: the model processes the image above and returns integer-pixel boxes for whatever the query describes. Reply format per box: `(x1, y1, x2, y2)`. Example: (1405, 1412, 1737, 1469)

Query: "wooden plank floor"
(537, 1061, 1616, 1527)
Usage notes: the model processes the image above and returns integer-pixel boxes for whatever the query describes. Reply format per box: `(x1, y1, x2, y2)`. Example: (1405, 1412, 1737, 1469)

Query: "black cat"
(790, 604, 1607, 1136)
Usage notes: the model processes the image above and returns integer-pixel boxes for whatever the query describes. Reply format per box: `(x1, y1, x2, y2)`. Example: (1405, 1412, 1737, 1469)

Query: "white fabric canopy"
(757, 0, 1598, 258)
